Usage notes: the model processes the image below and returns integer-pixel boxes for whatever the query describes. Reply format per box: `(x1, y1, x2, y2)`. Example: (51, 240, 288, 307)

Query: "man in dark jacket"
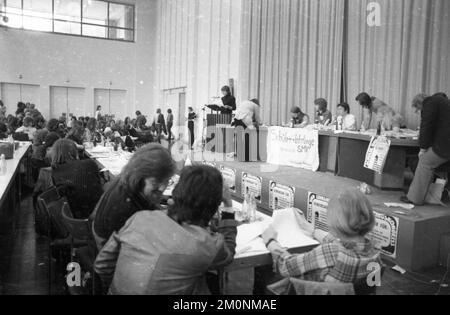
(91, 144, 176, 249)
(402, 94, 450, 205)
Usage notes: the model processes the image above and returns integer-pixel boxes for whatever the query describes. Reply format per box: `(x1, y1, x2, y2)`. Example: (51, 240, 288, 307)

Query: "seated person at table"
(31, 129, 50, 180)
(402, 93, 450, 206)
(50, 139, 103, 219)
(262, 189, 381, 284)
(336, 102, 357, 131)
(286, 106, 310, 128)
(15, 116, 37, 140)
(83, 118, 102, 143)
(94, 165, 238, 295)
(91, 144, 176, 249)
(0, 122, 8, 139)
(314, 98, 332, 126)
(232, 99, 262, 129)
(356, 92, 403, 131)
(66, 125, 85, 148)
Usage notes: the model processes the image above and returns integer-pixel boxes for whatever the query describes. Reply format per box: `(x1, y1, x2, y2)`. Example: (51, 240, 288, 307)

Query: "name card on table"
(267, 127, 320, 171)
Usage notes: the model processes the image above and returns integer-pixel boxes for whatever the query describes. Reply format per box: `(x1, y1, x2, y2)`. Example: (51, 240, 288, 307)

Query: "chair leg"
(48, 243, 52, 295)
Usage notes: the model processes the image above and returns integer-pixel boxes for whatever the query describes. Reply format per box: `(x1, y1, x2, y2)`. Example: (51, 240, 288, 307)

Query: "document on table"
(235, 208, 319, 258)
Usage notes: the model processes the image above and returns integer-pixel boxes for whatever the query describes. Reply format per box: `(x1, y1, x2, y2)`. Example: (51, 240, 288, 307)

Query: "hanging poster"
(241, 172, 262, 203)
(269, 181, 296, 210)
(364, 136, 391, 174)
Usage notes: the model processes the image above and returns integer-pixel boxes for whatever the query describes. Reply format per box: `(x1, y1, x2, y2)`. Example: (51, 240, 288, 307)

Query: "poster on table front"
(241, 172, 262, 203)
(367, 212, 399, 258)
(220, 166, 236, 193)
(307, 192, 330, 232)
(266, 127, 320, 171)
(364, 136, 391, 174)
(269, 181, 296, 210)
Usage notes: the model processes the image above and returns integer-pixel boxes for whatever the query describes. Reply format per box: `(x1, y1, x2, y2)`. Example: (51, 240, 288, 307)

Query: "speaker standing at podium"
(220, 86, 236, 116)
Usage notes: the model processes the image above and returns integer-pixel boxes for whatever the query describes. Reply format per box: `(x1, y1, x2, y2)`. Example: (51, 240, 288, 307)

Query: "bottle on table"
(0, 154, 6, 175)
(377, 121, 382, 136)
(247, 193, 257, 223)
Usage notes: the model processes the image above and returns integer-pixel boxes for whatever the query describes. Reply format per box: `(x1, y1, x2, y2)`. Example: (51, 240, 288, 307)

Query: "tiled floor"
(1, 186, 449, 295)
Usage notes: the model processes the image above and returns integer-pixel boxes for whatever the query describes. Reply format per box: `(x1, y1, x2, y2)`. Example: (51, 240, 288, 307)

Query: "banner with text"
(267, 127, 320, 171)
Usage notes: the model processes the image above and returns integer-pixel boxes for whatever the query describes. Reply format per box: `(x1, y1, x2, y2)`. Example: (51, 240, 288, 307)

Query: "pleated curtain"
(345, 0, 450, 130)
(239, 0, 345, 126)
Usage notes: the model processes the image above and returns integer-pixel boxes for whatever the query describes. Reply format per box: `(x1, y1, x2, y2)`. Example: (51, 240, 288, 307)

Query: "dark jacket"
(94, 211, 238, 295)
(91, 179, 160, 244)
(221, 95, 236, 114)
(52, 159, 103, 219)
(419, 95, 450, 159)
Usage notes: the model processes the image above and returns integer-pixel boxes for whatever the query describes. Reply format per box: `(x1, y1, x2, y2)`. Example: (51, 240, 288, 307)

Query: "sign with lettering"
(241, 172, 262, 203)
(267, 127, 320, 171)
(269, 181, 295, 210)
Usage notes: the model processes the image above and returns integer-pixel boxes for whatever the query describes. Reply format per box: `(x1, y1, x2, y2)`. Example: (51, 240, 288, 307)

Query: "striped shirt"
(271, 233, 381, 283)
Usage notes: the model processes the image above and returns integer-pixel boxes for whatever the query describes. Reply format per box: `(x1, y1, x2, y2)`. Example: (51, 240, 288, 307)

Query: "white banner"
(267, 127, 320, 171)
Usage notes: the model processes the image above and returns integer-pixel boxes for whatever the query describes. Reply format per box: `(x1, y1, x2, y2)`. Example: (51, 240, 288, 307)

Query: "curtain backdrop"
(239, 0, 345, 125)
(346, 0, 450, 129)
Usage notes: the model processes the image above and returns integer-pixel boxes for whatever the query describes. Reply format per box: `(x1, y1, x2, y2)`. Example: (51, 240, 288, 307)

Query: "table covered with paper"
(227, 202, 319, 271)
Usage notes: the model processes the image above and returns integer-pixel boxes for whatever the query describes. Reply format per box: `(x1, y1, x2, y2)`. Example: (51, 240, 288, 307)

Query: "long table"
(318, 130, 420, 190)
(0, 143, 32, 235)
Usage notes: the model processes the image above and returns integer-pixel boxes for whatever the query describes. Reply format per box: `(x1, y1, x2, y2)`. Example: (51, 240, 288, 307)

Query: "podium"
(215, 124, 235, 161)
(205, 104, 232, 152)
(236, 126, 268, 162)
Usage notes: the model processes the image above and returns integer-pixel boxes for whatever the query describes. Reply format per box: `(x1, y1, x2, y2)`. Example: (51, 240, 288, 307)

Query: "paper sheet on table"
(235, 208, 319, 257)
(88, 146, 111, 154)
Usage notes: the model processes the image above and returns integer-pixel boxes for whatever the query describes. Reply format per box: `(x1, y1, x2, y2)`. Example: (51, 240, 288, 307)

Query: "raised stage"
(196, 150, 450, 272)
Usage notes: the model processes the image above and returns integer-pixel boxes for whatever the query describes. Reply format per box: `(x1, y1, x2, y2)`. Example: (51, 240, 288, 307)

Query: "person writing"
(335, 103, 357, 131)
(232, 99, 261, 130)
(314, 98, 332, 126)
(356, 92, 403, 131)
(285, 106, 310, 128)
(402, 93, 450, 206)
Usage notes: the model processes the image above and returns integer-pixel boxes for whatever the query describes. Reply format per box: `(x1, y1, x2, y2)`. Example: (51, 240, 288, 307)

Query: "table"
(320, 130, 420, 190)
(0, 143, 32, 234)
(219, 202, 318, 294)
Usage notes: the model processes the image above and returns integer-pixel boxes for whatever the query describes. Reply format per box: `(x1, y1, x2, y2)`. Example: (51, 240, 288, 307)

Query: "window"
(0, 0, 135, 42)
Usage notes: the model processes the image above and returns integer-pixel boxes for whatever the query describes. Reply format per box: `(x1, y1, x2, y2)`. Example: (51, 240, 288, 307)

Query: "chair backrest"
(61, 202, 92, 242)
(36, 188, 70, 239)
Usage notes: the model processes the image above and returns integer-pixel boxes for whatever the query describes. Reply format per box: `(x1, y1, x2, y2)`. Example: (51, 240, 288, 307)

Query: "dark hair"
(156, 108, 161, 114)
(337, 102, 350, 114)
(355, 92, 372, 108)
(314, 98, 328, 112)
(66, 125, 84, 144)
(291, 106, 302, 114)
(44, 132, 60, 149)
(136, 111, 142, 116)
(221, 86, 231, 95)
(0, 100, 3, 107)
(136, 115, 147, 127)
(47, 119, 60, 132)
(22, 116, 34, 127)
(34, 115, 46, 129)
(119, 144, 176, 193)
(97, 105, 102, 110)
(433, 92, 448, 99)
(0, 122, 7, 133)
(250, 99, 260, 106)
(167, 109, 172, 114)
(168, 165, 223, 226)
(86, 118, 97, 131)
(50, 139, 79, 167)
(188, 107, 194, 112)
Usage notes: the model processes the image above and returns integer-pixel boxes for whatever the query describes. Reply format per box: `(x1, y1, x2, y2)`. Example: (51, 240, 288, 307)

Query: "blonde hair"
(327, 189, 375, 239)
